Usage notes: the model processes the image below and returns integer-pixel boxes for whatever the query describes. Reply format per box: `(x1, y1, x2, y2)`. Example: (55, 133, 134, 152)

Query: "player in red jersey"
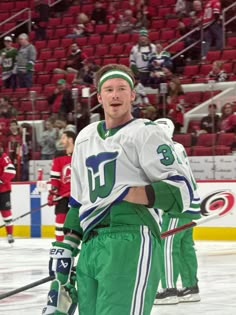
(202, 0, 222, 59)
(0, 147, 16, 243)
(47, 130, 76, 241)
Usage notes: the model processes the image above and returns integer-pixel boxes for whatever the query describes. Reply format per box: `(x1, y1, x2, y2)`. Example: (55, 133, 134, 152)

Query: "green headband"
(98, 70, 134, 92)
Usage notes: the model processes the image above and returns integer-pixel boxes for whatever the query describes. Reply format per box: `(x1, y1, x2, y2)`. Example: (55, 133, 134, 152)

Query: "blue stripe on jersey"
(69, 196, 81, 207)
(82, 188, 130, 234)
(80, 187, 129, 222)
(168, 175, 194, 204)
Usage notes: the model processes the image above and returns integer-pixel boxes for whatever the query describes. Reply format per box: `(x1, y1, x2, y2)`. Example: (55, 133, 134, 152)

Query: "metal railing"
(48, 0, 64, 7)
(222, 2, 236, 48)
(165, 1, 236, 61)
(0, 8, 32, 40)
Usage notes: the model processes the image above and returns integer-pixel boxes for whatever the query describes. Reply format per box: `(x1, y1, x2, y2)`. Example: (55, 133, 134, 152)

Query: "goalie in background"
(0, 146, 16, 244)
(154, 118, 201, 305)
(47, 130, 76, 241)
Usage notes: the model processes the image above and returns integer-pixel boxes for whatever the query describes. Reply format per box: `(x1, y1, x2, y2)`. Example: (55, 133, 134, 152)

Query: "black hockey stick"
(0, 275, 55, 300)
(0, 192, 70, 229)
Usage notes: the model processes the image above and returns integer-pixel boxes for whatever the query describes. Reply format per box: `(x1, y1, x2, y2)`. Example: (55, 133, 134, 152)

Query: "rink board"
(0, 181, 236, 240)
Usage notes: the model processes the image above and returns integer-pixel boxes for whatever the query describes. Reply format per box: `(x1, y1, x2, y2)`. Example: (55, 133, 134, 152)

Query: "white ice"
(0, 238, 236, 315)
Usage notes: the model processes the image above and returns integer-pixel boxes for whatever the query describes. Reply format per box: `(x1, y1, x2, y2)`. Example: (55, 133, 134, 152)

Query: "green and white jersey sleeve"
(71, 119, 195, 235)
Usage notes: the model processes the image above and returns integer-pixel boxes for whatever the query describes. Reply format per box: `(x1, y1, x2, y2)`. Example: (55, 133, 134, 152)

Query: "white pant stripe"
(130, 226, 152, 315)
(164, 218, 179, 288)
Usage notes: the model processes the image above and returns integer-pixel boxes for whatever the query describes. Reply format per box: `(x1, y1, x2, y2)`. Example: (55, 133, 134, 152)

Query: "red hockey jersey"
(0, 152, 16, 193)
(50, 151, 72, 197)
(203, 0, 221, 27)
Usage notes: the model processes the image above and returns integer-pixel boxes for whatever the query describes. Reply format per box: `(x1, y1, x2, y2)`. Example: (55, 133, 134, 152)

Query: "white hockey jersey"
(129, 43, 156, 72)
(71, 119, 195, 235)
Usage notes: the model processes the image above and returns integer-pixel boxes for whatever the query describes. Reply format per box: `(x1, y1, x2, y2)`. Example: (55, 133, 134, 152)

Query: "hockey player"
(154, 118, 201, 305)
(47, 130, 76, 241)
(0, 147, 16, 243)
(42, 64, 196, 315)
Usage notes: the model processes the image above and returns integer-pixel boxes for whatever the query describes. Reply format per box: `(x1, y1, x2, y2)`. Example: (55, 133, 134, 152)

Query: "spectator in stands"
(75, 101, 90, 134)
(165, 78, 185, 133)
(129, 28, 156, 86)
(33, 0, 50, 40)
(0, 36, 17, 89)
(47, 79, 73, 118)
(132, 78, 150, 117)
(54, 115, 75, 153)
(16, 34, 37, 88)
(218, 103, 236, 133)
(113, 10, 136, 34)
(54, 43, 87, 75)
(148, 43, 173, 87)
(207, 61, 228, 82)
(91, 1, 107, 25)
(0, 96, 17, 119)
(199, 103, 220, 134)
(133, 9, 150, 31)
(39, 119, 57, 160)
(177, 1, 202, 61)
(201, 0, 223, 60)
(72, 57, 100, 86)
(66, 13, 94, 38)
(175, 0, 187, 17)
(107, 2, 120, 24)
(5, 120, 22, 175)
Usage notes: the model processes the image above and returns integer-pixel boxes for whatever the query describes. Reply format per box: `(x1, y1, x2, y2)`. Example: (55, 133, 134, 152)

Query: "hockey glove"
(42, 278, 77, 315)
(48, 189, 59, 206)
(49, 241, 79, 286)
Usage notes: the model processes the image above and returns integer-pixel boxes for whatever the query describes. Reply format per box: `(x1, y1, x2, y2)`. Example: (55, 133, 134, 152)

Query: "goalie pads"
(42, 279, 77, 315)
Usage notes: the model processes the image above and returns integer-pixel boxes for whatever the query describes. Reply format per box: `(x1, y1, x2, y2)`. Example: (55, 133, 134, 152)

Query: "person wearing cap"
(15, 33, 37, 88)
(129, 28, 156, 86)
(154, 118, 201, 305)
(0, 36, 18, 89)
(43, 64, 196, 315)
(47, 79, 73, 118)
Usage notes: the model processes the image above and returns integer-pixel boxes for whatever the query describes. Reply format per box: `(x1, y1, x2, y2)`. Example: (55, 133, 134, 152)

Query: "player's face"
(60, 134, 69, 148)
(97, 78, 135, 128)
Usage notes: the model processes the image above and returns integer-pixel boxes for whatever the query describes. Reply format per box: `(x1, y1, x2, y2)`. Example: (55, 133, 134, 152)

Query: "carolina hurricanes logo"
(201, 190, 235, 217)
(62, 164, 71, 184)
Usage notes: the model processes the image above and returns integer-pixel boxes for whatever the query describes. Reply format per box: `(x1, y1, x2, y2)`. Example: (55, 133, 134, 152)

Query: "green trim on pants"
(161, 215, 198, 289)
(76, 225, 162, 315)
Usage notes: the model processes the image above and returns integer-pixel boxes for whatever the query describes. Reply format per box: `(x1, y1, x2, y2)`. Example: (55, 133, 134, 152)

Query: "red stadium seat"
(95, 24, 108, 34)
(76, 37, 88, 47)
(48, 18, 61, 27)
(83, 47, 94, 57)
(36, 74, 51, 85)
(47, 39, 60, 49)
(116, 33, 131, 43)
(160, 29, 175, 41)
(62, 16, 76, 25)
(53, 49, 66, 59)
(39, 50, 52, 60)
(87, 35, 101, 45)
(44, 85, 56, 96)
(158, 7, 173, 17)
(199, 64, 212, 76)
(150, 19, 165, 30)
(184, 92, 202, 107)
(109, 44, 124, 56)
(35, 40, 47, 50)
(54, 28, 68, 38)
(123, 43, 133, 55)
(216, 133, 235, 146)
(118, 57, 129, 67)
(227, 37, 236, 48)
(173, 133, 192, 147)
(206, 50, 221, 62)
(221, 49, 236, 61)
(192, 146, 214, 156)
(34, 61, 45, 73)
(35, 100, 48, 112)
(45, 61, 59, 73)
(95, 45, 109, 57)
(165, 18, 179, 28)
(223, 62, 233, 73)
(102, 58, 118, 66)
(187, 120, 201, 133)
(196, 133, 217, 147)
(61, 38, 73, 48)
(202, 90, 220, 102)
(149, 31, 160, 42)
(102, 34, 116, 45)
(183, 65, 199, 77)
(51, 74, 65, 84)
(215, 145, 231, 155)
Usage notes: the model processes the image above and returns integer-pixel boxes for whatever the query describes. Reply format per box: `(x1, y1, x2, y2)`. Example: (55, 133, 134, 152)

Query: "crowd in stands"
(0, 0, 236, 180)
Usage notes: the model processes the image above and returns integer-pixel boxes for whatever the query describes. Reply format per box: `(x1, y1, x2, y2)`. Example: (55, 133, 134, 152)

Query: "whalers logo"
(201, 190, 235, 216)
(86, 152, 118, 203)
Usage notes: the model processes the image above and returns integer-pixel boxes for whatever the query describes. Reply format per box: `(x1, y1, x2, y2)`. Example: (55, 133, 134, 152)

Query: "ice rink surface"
(0, 238, 236, 315)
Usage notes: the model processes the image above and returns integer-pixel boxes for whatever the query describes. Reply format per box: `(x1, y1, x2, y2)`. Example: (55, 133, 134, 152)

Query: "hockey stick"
(161, 190, 235, 238)
(0, 192, 70, 229)
(0, 275, 55, 300)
